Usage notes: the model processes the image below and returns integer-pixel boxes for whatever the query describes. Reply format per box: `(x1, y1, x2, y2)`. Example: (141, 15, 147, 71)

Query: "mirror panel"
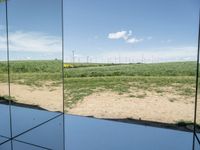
(6, 0, 64, 149)
(194, 135, 200, 150)
(15, 115, 64, 150)
(0, 0, 199, 149)
(64, 0, 199, 133)
(0, 140, 12, 150)
(0, 0, 11, 141)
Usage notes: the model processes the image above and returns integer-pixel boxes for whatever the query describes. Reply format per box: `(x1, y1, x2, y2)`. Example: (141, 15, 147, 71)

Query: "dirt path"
(0, 83, 63, 112)
(68, 91, 197, 124)
(1, 82, 199, 124)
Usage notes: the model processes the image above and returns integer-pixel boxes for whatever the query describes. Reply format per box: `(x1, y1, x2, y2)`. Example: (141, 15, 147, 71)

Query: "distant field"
(64, 61, 196, 77)
(0, 60, 196, 75)
(0, 60, 62, 86)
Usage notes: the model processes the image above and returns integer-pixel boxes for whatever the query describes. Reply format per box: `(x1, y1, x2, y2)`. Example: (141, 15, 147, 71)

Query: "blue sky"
(64, 0, 199, 63)
(0, 0, 199, 62)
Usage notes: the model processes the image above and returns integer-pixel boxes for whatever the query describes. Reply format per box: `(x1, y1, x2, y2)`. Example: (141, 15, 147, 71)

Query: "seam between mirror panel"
(61, 0, 66, 149)
(5, 0, 13, 149)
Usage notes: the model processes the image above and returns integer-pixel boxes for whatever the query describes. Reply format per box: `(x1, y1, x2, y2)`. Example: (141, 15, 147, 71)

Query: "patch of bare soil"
(68, 90, 197, 124)
(0, 83, 63, 112)
(1, 82, 199, 125)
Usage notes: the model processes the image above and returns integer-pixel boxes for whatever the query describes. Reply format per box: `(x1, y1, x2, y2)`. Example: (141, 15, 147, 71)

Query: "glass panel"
(7, 0, 64, 146)
(194, 135, 200, 150)
(13, 140, 47, 150)
(64, 0, 199, 132)
(0, 0, 11, 140)
(0, 105, 11, 139)
(0, 140, 12, 150)
(0, 140, 48, 150)
(0, 136, 9, 144)
(65, 115, 193, 150)
(15, 115, 64, 150)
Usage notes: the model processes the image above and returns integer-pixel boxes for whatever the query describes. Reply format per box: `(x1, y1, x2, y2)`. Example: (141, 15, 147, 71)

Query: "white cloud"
(0, 31, 61, 52)
(126, 38, 143, 44)
(108, 30, 130, 40)
(108, 30, 142, 44)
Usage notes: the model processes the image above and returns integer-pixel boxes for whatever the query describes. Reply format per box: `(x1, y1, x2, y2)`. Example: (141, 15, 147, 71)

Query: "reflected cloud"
(0, 31, 61, 52)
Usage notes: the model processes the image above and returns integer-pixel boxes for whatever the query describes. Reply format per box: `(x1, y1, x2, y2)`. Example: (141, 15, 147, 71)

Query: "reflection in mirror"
(64, 0, 199, 132)
(0, 0, 11, 140)
(194, 136, 200, 150)
(7, 0, 64, 146)
(0, 140, 48, 150)
(15, 115, 64, 150)
(12, 140, 48, 150)
(65, 115, 193, 150)
(0, 140, 12, 150)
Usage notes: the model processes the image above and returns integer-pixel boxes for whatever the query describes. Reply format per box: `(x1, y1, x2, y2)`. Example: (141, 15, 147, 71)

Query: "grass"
(64, 76, 196, 108)
(64, 62, 197, 108)
(0, 60, 62, 73)
(0, 60, 62, 86)
(0, 60, 197, 108)
(64, 61, 196, 78)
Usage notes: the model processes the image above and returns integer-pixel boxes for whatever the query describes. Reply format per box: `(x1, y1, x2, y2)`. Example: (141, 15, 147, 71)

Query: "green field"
(0, 60, 197, 108)
(0, 60, 62, 86)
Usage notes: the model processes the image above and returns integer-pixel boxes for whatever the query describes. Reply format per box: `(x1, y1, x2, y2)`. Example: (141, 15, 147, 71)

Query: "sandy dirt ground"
(68, 91, 199, 124)
(0, 83, 63, 112)
(0, 82, 199, 124)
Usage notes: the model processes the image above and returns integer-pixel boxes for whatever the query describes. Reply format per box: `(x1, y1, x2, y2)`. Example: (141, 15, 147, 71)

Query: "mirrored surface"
(11, 106, 60, 136)
(0, 0, 11, 140)
(12, 140, 47, 150)
(0, 0, 199, 149)
(0, 105, 196, 150)
(65, 115, 193, 150)
(0, 140, 48, 150)
(0, 105, 64, 149)
(15, 112, 64, 150)
(0, 136, 9, 145)
(7, 0, 63, 137)
(194, 135, 200, 150)
(0, 104, 11, 138)
(0, 140, 12, 150)
(64, 0, 199, 132)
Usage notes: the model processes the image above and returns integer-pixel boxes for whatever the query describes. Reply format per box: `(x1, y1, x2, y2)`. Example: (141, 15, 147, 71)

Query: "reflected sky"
(0, 104, 199, 150)
(0, 0, 62, 61)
